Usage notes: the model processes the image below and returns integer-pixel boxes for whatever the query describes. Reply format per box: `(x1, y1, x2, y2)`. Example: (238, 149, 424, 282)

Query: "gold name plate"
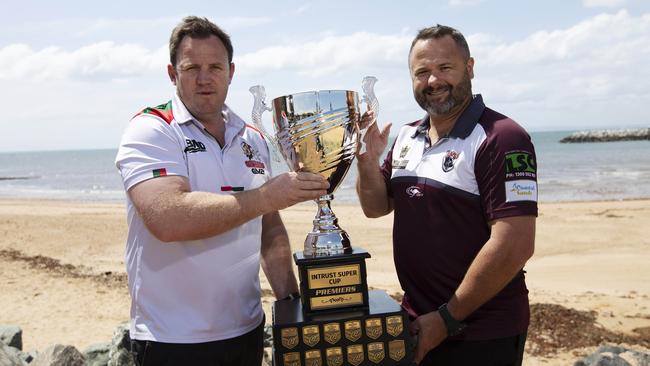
(307, 264, 363, 310)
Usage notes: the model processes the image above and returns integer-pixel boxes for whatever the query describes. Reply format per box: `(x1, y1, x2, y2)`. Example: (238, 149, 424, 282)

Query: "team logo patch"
(184, 139, 206, 153)
(442, 150, 459, 172)
(406, 186, 423, 198)
(241, 141, 266, 174)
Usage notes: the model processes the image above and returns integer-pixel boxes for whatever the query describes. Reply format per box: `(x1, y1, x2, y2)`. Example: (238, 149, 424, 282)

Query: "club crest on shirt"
(442, 150, 459, 172)
(241, 141, 266, 174)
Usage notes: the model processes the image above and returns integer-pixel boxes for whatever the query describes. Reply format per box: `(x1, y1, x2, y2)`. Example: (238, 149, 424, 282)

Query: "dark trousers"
(130, 319, 264, 366)
(420, 333, 527, 366)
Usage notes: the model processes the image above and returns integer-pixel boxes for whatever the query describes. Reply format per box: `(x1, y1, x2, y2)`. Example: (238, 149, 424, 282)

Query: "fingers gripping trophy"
(250, 78, 414, 366)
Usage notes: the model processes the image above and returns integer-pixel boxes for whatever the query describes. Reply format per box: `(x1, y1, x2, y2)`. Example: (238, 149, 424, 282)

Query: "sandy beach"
(1, 198, 649, 364)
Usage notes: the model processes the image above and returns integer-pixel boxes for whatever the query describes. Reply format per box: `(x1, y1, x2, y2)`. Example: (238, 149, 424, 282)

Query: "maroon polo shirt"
(381, 94, 538, 340)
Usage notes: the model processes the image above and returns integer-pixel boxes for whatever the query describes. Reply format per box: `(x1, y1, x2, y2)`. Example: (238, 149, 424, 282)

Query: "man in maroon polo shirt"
(356, 24, 537, 365)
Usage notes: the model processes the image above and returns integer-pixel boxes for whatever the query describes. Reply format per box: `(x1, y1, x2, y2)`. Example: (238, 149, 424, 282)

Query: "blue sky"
(1, 0, 649, 152)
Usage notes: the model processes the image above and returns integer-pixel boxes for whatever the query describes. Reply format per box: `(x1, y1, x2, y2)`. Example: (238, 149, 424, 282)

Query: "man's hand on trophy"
(357, 110, 392, 163)
(409, 310, 447, 364)
(260, 172, 330, 210)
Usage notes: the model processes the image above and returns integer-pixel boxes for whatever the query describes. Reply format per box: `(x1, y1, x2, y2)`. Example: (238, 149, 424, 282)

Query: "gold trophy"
(250, 77, 413, 365)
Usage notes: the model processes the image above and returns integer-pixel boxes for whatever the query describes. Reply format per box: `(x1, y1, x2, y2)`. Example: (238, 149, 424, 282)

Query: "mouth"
(425, 86, 450, 97)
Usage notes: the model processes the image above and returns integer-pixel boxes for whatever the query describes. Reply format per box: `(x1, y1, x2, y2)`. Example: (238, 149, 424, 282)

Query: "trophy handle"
(249, 85, 282, 163)
(359, 76, 379, 155)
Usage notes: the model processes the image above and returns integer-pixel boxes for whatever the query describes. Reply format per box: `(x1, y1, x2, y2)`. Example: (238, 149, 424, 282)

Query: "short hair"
(169, 16, 233, 67)
(409, 24, 470, 60)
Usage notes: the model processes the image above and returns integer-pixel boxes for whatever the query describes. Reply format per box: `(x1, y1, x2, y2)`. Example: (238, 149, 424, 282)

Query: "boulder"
(574, 344, 650, 366)
(107, 323, 134, 366)
(0, 326, 22, 350)
(83, 343, 110, 366)
(31, 344, 85, 366)
(0, 343, 26, 366)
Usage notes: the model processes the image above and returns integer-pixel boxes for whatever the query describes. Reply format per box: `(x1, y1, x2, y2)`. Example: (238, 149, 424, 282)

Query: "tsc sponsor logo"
(184, 139, 206, 153)
(406, 186, 423, 198)
(505, 151, 536, 179)
(241, 141, 266, 174)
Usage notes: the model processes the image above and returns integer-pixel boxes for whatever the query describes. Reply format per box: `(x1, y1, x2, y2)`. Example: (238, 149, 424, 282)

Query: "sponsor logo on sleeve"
(505, 151, 537, 202)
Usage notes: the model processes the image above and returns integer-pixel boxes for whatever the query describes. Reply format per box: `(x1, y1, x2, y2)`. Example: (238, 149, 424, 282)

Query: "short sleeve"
(475, 117, 538, 222)
(115, 115, 188, 191)
(379, 140, 396, 197)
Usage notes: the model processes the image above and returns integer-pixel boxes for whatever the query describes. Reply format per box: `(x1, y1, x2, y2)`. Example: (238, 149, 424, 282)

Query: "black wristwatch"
(438, 303, 468, 336)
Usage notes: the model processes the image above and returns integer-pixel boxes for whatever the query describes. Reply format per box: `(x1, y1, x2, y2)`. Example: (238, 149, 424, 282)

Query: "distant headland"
(560, 128, 650, 143)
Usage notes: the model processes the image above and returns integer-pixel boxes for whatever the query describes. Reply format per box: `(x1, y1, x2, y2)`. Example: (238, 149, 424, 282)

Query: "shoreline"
(1, 197, 649, 364)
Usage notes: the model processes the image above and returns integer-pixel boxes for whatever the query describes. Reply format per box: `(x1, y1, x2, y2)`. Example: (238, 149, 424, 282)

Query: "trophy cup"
(250, 77, 413, 366)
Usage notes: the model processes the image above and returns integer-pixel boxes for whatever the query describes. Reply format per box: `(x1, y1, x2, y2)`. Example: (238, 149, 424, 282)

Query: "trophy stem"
(303, 194, 352, 257)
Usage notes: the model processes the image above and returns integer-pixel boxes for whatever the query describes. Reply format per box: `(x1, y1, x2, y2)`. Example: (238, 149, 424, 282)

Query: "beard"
(414, 71, 472, 117)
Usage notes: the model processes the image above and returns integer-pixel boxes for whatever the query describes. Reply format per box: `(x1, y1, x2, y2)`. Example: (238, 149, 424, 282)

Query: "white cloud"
(583, 0, 625, 8)
(235, 32, 411, 77)
(0, 42, 167, 82)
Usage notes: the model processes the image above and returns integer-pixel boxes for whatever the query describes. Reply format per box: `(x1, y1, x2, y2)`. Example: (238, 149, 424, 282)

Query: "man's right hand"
(260, 171, 329, 211)
(357, 110, 392, 165)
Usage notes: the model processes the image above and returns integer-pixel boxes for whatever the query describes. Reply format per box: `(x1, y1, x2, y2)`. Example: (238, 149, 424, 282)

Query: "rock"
(107, 323, 134, 366)
(0, 326, 22, 350)
(263, 324, 273, 347)
(31, 344, 85, 366)
(262, 347, 272, 366)
(0, 343, 26, 366)
(560, 128, 650, 143)
(83, 343, 110, 366)
(574, 344, 650, 366)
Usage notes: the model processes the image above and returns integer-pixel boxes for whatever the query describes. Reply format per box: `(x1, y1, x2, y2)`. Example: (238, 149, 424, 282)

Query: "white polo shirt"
(115, 93, 271, 343)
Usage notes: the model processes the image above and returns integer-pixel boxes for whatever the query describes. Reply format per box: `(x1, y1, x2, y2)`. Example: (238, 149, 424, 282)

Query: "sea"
(1, 130, 649, 203)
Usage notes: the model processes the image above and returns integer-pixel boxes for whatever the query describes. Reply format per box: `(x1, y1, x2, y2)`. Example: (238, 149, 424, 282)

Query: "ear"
(167, 64, 177, 85)
(467, 57, 475, 80)
(228, 62, 235, 85)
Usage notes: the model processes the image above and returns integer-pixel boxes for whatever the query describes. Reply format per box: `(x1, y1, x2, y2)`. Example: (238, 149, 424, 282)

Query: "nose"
(196, 67, 211, 85)
(427, 72, 441, 86)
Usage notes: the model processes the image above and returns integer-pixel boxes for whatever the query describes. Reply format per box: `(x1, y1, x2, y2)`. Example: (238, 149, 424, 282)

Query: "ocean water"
(0, 131, 649, 203)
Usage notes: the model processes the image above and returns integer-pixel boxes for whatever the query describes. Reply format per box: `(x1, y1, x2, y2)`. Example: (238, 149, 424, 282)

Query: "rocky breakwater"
(560, 128, 650, 143)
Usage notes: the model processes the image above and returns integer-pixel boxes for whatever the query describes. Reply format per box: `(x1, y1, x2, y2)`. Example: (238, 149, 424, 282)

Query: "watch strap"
(438, 303, 468, 336)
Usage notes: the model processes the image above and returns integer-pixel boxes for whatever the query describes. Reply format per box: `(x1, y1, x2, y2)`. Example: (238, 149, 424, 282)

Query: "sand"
(1, 198, 649, 364)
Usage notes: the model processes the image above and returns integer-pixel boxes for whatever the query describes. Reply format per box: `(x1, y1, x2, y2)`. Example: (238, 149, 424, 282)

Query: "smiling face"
(409, 35, 474, 118)
(167, 35, 234, 123)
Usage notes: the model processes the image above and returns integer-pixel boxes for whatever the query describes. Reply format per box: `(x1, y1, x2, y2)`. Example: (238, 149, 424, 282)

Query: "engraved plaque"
(325, 347, 343, 366)
(305, 349, 322, 366)
(303, 325, 321, 347)
(307, 264, 361, 289)
(344, 320, 362, 342)
(365, 318, 383, 340)
(346, 345, 364, 366)
(283, 352, 301, 366)
(282, 327, 299, 349)
(323, 322, 341, 345)
(310, 292, 363, 311)
(386, 315, 404, 337)
(389, 339, 406, 362)
(368, 342, 385, 364)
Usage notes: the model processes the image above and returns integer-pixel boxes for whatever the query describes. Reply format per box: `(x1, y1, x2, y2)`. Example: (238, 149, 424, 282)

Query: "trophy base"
(294, 248, 371, 314)
(272, 290, 414, 366)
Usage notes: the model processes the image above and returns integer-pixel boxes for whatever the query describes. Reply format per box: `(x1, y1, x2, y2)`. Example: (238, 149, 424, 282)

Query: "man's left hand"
(408, 311, 447, 364)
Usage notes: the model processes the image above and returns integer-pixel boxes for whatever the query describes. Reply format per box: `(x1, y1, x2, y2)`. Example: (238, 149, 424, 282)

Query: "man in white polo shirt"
(115, 16, 329, 365)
